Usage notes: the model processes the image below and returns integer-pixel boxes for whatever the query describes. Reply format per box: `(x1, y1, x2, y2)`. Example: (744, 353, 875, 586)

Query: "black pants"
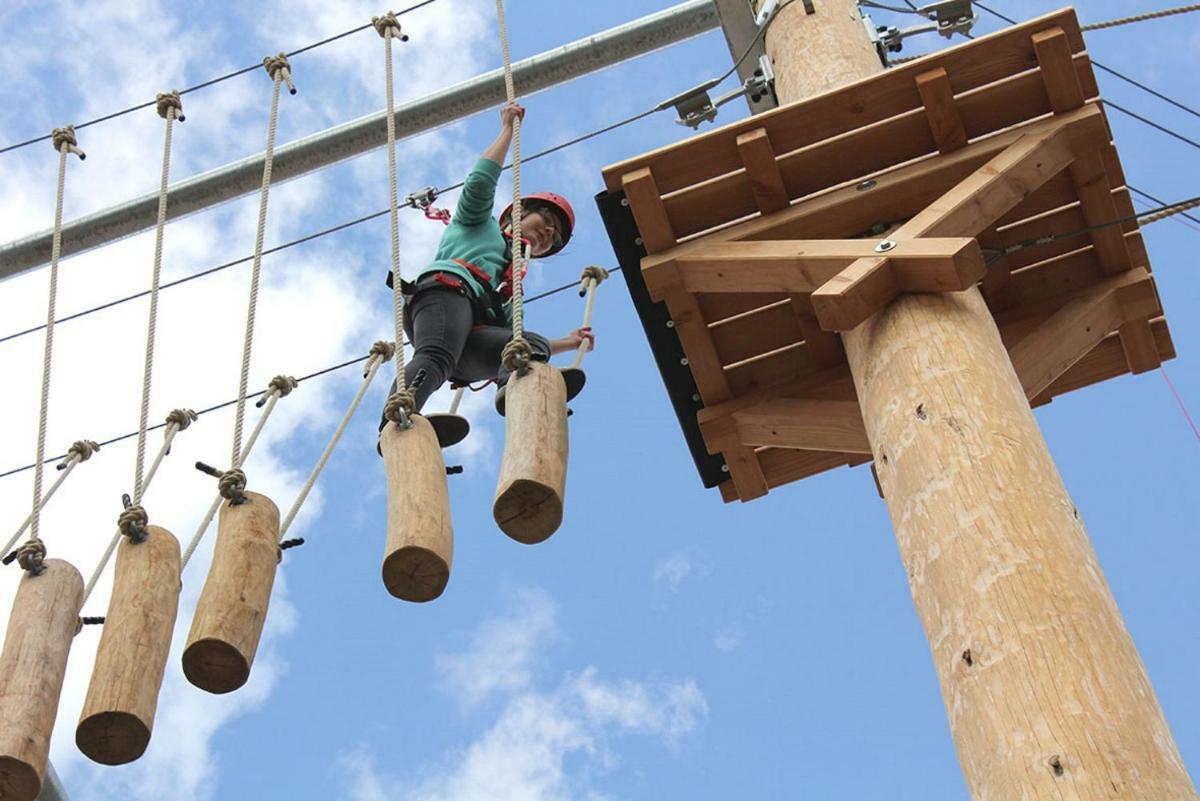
(382, 285, 551, 419)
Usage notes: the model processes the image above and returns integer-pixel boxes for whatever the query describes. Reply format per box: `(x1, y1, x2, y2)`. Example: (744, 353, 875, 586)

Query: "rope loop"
(262, 53, 297, 94)
(372, 11, 409, 40)
(16, 539, 47, 575)
(166, 408, 198, 431)
(155, 90, 185, 121)
(579, 265, 609, 293)
(369, 340, 397, 362)
(68, 439, 101, 463)
(269, 374, 299, 398)
(384, 388, 416, 426)
(50, 125, 86, 159)
(501, 337, 534, 376)
(117, 504, 150, 544)
(218, 467, 248, 504)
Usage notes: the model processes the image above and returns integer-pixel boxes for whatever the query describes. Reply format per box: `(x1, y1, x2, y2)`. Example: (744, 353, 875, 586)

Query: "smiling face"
(519, 207, 563, 257)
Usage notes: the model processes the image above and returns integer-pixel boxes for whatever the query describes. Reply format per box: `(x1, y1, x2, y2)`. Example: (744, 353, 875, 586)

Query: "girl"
(382, 101, 593, 447)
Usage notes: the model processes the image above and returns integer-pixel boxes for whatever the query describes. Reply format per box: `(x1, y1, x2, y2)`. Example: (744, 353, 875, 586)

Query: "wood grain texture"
(916, 67, 967, 153)
(621, 168, 676, 255)
(77, 526, 181, 765)
(494, 362, 569, 544)
(183, 492, 279, 694)
(736, 128, 789, 215)
(381, 415, 453, 600)
(0, 560, 83, 801)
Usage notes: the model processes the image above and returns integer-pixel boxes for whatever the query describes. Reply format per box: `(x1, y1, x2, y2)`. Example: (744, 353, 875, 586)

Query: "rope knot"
(155, 90, 185, 121)
(384, 388, 416, 426)
(16, 539, 47, 576)
(269, 374, 299, 398)
(50, 125, 85, 159)
(372, 12, 409, 40)
(579, 265, 610, 294)
(166, 408, 198, 431)
(68, 439, 101, 463)
(218, 468, 248, 504)
(262, 53, 297, 94)
(501, 338, 534, 376)
(118, 504, 150, 543)
(370, 340, 397, 362)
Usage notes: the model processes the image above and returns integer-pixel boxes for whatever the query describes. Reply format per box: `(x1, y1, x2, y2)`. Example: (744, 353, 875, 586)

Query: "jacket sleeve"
(453, 158, 504, 226)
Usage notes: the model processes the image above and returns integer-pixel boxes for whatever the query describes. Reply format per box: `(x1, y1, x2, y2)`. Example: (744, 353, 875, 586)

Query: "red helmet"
(500, 192, 575, 257)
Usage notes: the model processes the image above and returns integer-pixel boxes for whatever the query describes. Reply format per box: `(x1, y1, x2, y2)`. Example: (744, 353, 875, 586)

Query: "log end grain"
(75, 711, 150, 765)
(381, 546, 450, 602)
(181, 637, 250, 695)
(493, 478, 564, 544)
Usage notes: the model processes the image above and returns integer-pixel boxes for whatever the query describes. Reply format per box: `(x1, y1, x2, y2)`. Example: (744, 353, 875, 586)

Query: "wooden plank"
(726, 342, 816, 397)
(898, 118, 1088, 240)
(621, 168, 677, 254)
(652, 237, 983, 299)
(1032, 28, 1085, 113)
(662, 290, 731, 405)
(811, 257, 897, 332)
(1069, 150, 1133, 275)
(663, 56, 1099, 240)
(697, 365, 857, 434)
(790, 294, 844, 367)
(736, 128, 789, 215)
(696, 291, 786, 323)
(756, 448, 855, 490)
(916, 67, 967, 153)
(1008, 267, 1158, 398)
(723, 446, 769, 502)
(1044, 318, 1173, 399)
(709, 300, 802, 366)
(732, 399, 870, 453)
(1119, 319, 1161, 374)
(601, 7, 1086, 193)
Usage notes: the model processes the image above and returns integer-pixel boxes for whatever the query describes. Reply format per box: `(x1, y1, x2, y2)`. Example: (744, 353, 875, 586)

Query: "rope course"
(0, 0, 438, 156)
(2, 440, 99, 564)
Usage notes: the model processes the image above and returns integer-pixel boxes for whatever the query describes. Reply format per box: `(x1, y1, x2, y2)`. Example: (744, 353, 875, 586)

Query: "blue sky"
(0, 1, 1197, 800)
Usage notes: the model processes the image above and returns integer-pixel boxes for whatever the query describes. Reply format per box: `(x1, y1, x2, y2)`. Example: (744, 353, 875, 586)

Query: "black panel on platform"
(594, 188, 728, 489)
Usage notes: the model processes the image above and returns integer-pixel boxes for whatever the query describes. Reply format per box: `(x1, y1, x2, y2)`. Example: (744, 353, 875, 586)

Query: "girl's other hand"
(565, 327, 594, 352)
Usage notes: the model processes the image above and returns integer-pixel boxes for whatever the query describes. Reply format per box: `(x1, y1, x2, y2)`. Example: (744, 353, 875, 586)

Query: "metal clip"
(406, 186, 440, 209)
(871, 1, 977, 56)
(657, 78, 721, 129)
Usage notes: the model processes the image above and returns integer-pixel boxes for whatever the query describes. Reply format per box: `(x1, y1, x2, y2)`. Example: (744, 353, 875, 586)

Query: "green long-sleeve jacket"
(387, 158, 513, 325)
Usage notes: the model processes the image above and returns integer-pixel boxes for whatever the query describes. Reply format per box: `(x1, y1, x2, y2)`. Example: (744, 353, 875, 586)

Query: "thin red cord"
(1160, 366, 1200, 443)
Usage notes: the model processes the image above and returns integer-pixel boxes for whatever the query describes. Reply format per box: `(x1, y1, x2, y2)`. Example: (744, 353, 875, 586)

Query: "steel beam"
(0, 0, 721, 280)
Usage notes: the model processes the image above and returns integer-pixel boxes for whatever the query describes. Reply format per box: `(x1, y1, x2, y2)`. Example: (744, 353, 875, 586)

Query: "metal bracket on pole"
(863, 0, 976, 61)
(713, 0, 779, 114)
(658, 64, 775, 129)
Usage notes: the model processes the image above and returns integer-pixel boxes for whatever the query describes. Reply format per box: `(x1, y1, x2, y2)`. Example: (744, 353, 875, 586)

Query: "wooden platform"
(596, 7, 1174, 503)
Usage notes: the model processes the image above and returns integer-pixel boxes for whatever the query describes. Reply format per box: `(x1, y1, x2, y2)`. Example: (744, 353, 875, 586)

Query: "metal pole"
(0, 0, 721, 280)
(36, 761, 69, 801)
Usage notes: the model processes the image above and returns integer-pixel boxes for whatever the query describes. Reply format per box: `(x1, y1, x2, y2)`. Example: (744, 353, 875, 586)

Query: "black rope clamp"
(118, 495, 150, 544)
(81, 616, 106, 626)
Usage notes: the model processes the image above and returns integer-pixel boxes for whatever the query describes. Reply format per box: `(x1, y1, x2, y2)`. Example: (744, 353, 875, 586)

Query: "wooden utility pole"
(759, 2, 1198, 798)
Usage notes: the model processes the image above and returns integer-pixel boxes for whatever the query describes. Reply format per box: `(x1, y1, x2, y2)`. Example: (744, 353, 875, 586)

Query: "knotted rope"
(495, 0, 532, 377)
(4, 438, 98, 562)
(226, 55, 294, 499)
(258, 374, 298, 407)
(129, 90, 184, 548)
(279, 341, 395, 538)
(181, 376, 297, 570)
(15, 539, 47, 576)
(1082, 4, 1200, 31)
(24, 126, 86, 569)
(63, 439, 101, 467)
(572, 266, 608, 369)
(377, 14, 417, 427)
(166, 407, 198, 431)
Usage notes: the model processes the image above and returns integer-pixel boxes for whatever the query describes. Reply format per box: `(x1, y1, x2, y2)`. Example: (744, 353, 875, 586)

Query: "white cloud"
(652, 553, 695, 591)
(347, 591, 707, 801)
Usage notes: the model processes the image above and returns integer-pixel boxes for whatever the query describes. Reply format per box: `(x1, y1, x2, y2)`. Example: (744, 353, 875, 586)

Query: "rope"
(0, 269, 625, 481)
(3, 440, 98, 562)
(81, 410, 196, 604)
(1160, 367, 1200, 445)
(448, 386, 466, 415)
(132, 91, 182, 526)
(24, 126, 86, 568)
(278, 341, 393, 539)
(1082, 4, 1200, 31)
(572, 266, 608, 369)
(229, 54, 293, 486)
(377, 15, 417, 427)
(495, 0, 532, 377)
(1136, 196, 1200, 226)
(181, 378, 296, 570)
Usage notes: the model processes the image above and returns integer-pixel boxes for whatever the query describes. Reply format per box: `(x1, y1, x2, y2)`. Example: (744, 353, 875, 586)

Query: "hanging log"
(0, 559, 83, 801)
(76, 525, 181, 764)
(182, 492, 279, 694)
(381, 415, 453, 602)
(493, 362, 569, 544)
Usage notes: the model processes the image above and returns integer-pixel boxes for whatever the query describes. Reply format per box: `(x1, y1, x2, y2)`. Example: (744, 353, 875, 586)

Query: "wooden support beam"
(1032, 28, 1085, 112)
(811, 257, 897, 332)
(916, 67, 967, 153)
(1118, 318, 1161, 374)
(647, 237, 984, 299)
(790, 294, 844, 367)
(1008, 267, 1158, 398)
(736, 128, 790, 215)
(621, 167, 676, 254)
(731, 399, 871, 453)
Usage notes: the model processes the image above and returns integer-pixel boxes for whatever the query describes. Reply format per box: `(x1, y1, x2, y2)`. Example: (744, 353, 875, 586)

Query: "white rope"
(232, 56, 292, 470)
(571, 266, 607, 370)
(181, 383, 292, 570)
(5, 451, 85, 559)
(82, 419, 187, 604)
(28, 127, 85, 553)
(375, 15, 416, 425)
(278, 344, 392, 539)
(1083, 4, 1200, 31)
(448, 386, 466, 415)
(133, 94, 182, 504)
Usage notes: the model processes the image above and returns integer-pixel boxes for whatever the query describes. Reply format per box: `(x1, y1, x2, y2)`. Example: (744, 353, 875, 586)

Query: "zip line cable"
(0, 266, 625, 481)
(0, 0, 438, 156)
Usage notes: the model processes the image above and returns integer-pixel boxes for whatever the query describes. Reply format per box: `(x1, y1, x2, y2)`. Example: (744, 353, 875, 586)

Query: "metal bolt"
(692, 393, 701, 402)
(720, 464, 730, 473)
(680, 357, 689, 366)
(620, 198, 629, 207)
(666, 320, 675, 328)
(635, 237, 644, 246)
(874, 239, 897, 253)
(857, 179, 877, 191)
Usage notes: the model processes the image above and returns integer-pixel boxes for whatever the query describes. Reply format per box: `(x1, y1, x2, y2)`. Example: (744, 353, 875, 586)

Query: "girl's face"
(521, 209, 563, 257)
